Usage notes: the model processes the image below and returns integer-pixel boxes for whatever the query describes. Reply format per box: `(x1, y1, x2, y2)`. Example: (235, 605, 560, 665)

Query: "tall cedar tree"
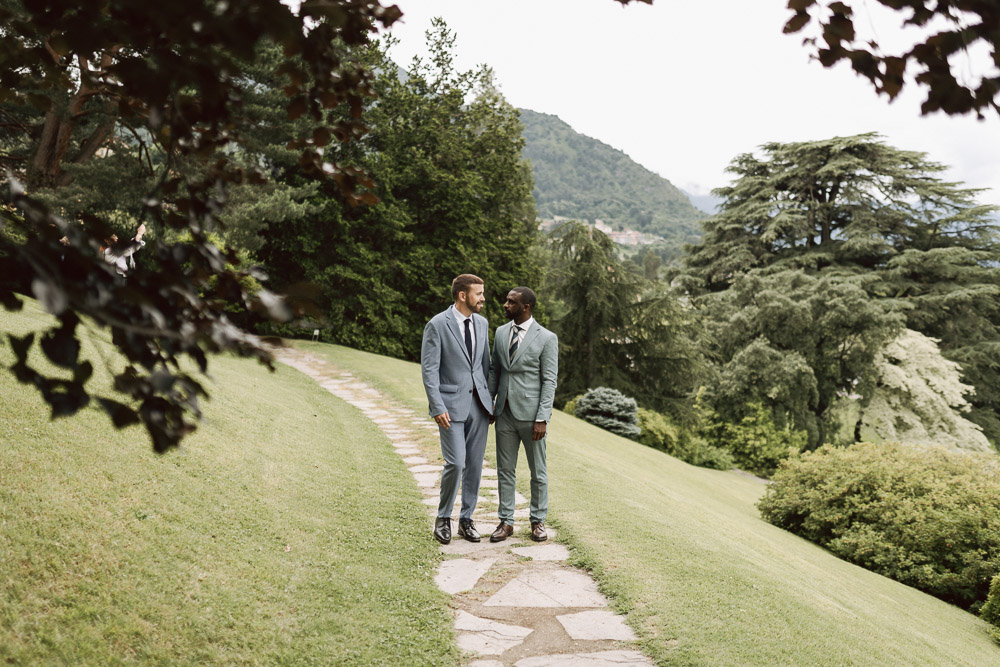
(255, 21, 539, 360)
(683, 134, 1000, 444)
(546, 221, 699, 416)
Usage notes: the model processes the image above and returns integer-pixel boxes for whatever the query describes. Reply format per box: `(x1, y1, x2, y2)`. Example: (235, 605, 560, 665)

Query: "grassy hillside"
(4, 302, 998, 665)
(306, 341, 1000, 666)
(0, 301, 456, 665)
(520, 108, 706, 243)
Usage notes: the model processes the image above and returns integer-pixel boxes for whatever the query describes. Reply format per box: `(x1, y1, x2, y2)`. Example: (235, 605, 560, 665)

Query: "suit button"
(469, 390, 473, 393)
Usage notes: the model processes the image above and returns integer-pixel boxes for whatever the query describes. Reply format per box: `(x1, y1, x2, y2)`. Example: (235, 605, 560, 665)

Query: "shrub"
(636, 408, 678, 452)
(563, 394, 583, 416)
(699, 399, 804, 477)
(574, 387, 640, 438)
(758, 442, 1000, 611)
(982, 575, 1000, 643)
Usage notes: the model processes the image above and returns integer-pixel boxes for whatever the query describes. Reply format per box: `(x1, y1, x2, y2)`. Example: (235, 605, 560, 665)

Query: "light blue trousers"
(495, 409, 548, 524)
(437, 405, 489, 520)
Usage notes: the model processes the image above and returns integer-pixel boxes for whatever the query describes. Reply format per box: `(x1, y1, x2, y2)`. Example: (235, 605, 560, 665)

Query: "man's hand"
(532, 421, 547, 441)
(135, 223, 146, 241)
(489, 413, 496, 425)
(434, 412, 452, 429)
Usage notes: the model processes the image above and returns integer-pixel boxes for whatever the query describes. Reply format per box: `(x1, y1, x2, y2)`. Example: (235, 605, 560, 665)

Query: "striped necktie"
(509, 324, 521, 362)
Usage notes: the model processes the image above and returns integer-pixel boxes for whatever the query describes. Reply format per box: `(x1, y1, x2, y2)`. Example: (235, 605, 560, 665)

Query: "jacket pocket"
(440, 383, 459, 393)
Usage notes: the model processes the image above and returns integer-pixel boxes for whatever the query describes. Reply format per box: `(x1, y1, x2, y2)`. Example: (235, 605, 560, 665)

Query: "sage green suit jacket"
(488, 320, 558, 422)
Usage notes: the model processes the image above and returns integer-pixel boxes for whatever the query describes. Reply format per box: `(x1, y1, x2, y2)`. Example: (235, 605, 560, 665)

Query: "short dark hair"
(511, 286, 536, 311)
(452, 274, 484, 300)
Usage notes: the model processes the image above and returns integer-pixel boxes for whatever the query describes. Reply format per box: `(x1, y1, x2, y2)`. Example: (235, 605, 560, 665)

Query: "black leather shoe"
(490, 522, 514, 543)
(434, 517, 451, 544)
(457, 519, 481, 543)
(530, 522, 548, 542)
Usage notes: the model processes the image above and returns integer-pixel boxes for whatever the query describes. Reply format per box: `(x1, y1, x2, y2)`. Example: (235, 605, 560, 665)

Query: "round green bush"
(574, 387, 640, 438)
(758, 442, 1000, 611)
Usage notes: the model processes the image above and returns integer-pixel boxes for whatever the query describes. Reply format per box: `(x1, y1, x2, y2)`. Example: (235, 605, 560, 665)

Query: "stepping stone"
(556, 610, 637, 641)
(408, 464, 442, 473)
(479, 478, 498, 489)
(403, 456, 428, 465)
(395, 448, 420, 456)
(435, 558, 497, 594)
(412, 472, 439, 487)
(514, 491, 528, 506)
(512, 543, 570, 561)
(455, 610, 532, 656)
(515, 651, 653, 666)
(469, 661, 504, 667)
(484, 569, 606, 608)
(440, 536, 513, 555)
(481, 467, 498, 477)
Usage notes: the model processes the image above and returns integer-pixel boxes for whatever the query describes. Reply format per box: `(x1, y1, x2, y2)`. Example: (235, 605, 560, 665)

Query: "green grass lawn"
(0, 302, 456, 665)
(304, 340, 1000, 666)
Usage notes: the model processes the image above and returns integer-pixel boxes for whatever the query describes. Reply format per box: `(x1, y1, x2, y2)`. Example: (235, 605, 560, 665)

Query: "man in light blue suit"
(421, 274, 494, 544)
(488, 287, 558, 543)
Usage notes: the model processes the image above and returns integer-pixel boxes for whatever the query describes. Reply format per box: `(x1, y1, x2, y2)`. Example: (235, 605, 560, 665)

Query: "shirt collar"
(513, 316, 534, 332)
(451, 305, 472, 323)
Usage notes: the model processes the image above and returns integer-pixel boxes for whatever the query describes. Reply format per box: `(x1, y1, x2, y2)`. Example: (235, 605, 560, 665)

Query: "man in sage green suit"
(487, 287, 558, 543)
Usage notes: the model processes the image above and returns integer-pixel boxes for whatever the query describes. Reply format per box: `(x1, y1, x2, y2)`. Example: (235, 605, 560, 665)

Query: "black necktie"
(509, 325, 521, 362)
(464, 318, 473, 360)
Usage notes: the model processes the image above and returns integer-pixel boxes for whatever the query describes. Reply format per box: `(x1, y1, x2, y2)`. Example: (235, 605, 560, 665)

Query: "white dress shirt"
(452, 305, 476, 357)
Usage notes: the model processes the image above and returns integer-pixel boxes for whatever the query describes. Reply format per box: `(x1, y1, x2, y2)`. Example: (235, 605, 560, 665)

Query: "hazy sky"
(384, 0, 1000, 207)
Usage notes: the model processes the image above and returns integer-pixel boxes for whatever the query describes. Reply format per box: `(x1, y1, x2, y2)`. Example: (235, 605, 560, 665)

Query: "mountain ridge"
(519, 108, 707, 244)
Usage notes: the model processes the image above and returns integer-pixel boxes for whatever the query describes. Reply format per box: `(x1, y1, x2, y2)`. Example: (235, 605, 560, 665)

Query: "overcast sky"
(383, 0, 1000, 208)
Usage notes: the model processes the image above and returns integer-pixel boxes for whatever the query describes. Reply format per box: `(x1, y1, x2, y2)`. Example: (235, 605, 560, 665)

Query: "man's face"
(503, 290, 525, 321)
(463, 283, 486, 313)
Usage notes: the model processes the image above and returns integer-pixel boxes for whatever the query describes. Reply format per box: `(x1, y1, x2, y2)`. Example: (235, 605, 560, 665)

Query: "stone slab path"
(275, 346, 653, 666)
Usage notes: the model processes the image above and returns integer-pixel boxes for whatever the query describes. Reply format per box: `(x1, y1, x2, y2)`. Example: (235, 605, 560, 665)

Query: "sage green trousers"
(495, 409, 548, 524)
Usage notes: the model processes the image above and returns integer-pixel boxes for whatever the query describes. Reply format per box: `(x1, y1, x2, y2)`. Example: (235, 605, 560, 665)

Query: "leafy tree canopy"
(254, 20, 539, 360)
(0, 0, 400, 450)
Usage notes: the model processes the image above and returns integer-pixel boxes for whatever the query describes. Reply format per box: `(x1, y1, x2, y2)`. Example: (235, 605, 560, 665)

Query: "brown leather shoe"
(490, 522, 514, 543)
(530, 522, 548, 542)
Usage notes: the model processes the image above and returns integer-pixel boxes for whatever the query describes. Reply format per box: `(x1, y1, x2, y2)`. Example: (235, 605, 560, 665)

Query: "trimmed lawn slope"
(311, 341, 1000, 666)
(0, 302, 456, 665)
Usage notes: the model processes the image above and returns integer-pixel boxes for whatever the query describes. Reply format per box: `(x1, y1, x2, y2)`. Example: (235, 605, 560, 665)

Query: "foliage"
(699, 400, 805, 477)
(636, 407, 678, 452)
(546, 221, 701, 414)
(254, 23, 538, 359)
(982, 575, 1000, 644)
(696, 269, 901, 447)
(855, 329, 992, 452)
(682, 133, 1000, 445)
(574, 386, 641, 438)
(782, 1, 1000, 118)
(520, 108, 704, 245)
(563, 394, 583, 415)
(759, 442, 1000, 611)
(0, 0, 401, 450)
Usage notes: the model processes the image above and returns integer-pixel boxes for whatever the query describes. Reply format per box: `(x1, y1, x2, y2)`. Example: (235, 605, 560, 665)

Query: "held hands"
(434, 411, 451, 429)
(135, 223, 146, 241)
(532, 421, 546, 441)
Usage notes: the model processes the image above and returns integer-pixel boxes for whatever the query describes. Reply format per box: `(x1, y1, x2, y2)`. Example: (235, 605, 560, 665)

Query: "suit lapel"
(497, 322, 512, 370)
(511, 322, 541, 367)
(475, 315, 487, 364)
(445, 309, 472, 366)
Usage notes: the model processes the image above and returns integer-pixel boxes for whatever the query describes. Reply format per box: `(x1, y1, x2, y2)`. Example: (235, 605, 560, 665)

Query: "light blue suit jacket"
(488, 320, 558, 422)
(421, 308, 493, 421)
